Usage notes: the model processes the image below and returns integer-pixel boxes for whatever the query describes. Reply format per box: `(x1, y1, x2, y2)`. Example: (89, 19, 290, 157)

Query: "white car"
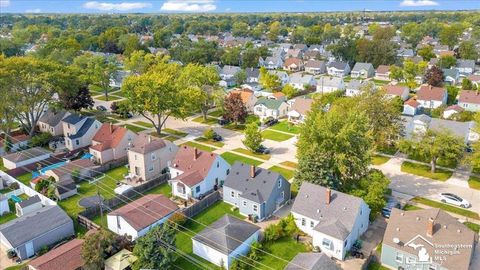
(439, 193, 471, 208)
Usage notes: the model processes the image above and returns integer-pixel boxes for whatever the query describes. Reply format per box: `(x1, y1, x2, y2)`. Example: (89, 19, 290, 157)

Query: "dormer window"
(151, 153, 156, 161)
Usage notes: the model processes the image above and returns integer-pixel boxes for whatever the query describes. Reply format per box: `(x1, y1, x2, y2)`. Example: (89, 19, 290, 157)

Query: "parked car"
(212, 133, 223, 142)
(381, 197, 401, 218)
(258, 145, 270, 154)
(439, 193, 471, 208)
(96, 105, 107, 111)
(218, 118, 230, 125)
(263, 117, 278, 127)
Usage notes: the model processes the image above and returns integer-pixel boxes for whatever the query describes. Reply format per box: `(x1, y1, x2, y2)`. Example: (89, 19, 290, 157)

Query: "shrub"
(168, 212, 187, 226)
(9, 182, 19, 190)
(264, 223, 284, 242)
(37, 245, 49, 256)
(203, 128, 215, 140)
(30, 132, 53, 147)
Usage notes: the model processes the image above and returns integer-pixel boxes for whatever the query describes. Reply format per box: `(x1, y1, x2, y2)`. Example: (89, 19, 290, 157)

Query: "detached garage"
(2, 147, 51, 170)
(192, 215, 260, 269)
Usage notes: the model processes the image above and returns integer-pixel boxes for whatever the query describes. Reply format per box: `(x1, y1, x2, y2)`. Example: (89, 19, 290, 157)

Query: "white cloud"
(0, 0, 11, 8)
(25, 8, 42, 13)
(400, 0, 439, 7)
(83, 1, 152, 11)
(161, 0, 216, 12)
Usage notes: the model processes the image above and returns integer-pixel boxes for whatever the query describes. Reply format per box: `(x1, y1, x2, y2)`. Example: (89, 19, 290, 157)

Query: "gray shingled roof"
(17, 195, 41, 208)
(456, 59, 475, 69)
(0, 205, 72, 247)
(3, 147, 50, 163)
(285, 253, 341, 270)
(291, 182, 366, 240)
(192, 215, 260, 254)
(223, 162, 288, 204)
(327, 61, 349, 70)
(38, 109, 68, 127)
(352, 62, 373, 72)
(62, 114, 85, 125)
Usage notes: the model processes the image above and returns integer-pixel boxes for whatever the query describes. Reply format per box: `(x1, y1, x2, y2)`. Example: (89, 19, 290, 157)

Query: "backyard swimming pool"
(31, 153, 93, 179)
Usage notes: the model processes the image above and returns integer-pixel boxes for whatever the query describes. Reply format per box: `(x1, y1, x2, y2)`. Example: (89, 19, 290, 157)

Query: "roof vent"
(343, 207, 347, 211)
(316, 209, 320, 213)
(457, 229, 461, 233)
(396, 227, 400, 232)
(400, 212, 404, 216)
(416, 217, 420, 221)
(305, 194, 309, 198)
(393, 238, 400, 244)
(443, 225, 447, 229)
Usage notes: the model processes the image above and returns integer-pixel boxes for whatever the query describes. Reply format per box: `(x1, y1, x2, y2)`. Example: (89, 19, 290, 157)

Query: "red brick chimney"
(193, 148, 198, 160)
(426, 217, 434, 237)
(109, 123, 113, 133)
(250, 165, 255, 178)
(326, 188, 331, 205)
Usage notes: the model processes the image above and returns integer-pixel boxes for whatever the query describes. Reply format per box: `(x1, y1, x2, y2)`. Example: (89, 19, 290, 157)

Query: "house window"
(301, 218, 306, 226)
(231, 191, 235, 198)
(310, 221, 314, 228)
(195, 186, 200, 193)
(344, 240, 348, 247)
(278, 180, 281, 188)
(148, 165, 153, 172)
(322, 238, 333, 250)
(243, 201, 246, 207)
(360, 209, 362, 215)
(253, 204, 258, 212)
(75, 139, 79, 145)
(226, 169, 230, 175)
(151, 153, 156, 160)
(134, 155, 137, 161)
(217, 162, 219, 168)
(395, 253, 404, 263)
(407, 257, 416, 264)
(116, 216, 121, 229)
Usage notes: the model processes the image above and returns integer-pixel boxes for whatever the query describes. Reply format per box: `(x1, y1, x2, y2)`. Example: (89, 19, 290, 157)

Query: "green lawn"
(367, 262, 390, 270)
(269, 166, 295, 180)
(163, 135, 180, 142)
(0, 200, 17, 225)
(132, 121, 154, 128)
(163, 128, 188, 137)
(401, 162, 452, 181)
(175, 202, 243, 270)
(269, 121, 300, 134)
(280, 161, 297, 169)
(95, 95, 123, 101)
(194, 137, 224, 148)
(407, 152, 457, 169)
(464, 222, 480, 233)
(123, 124, 147, 133)
(16, 173, 32, 186)
(372, 155, 390, 165)
(261, 130, 294, 142)
(181, 141, 216, 152)
(256, 237, 308, 270)
(223, 123, 247, 132)
(468, 175, 480, 190)
(403, 204, 423, 211)
(411, 197, 479, 220)
(232, 148, 271, 160)
(5, 263, 26, 270)
(192, 116, 218, 125)
(0, 159, 6, 171)
(207, 110, 223, 118)
(221, 152, 263, 166)
(144, 183, 172, 197)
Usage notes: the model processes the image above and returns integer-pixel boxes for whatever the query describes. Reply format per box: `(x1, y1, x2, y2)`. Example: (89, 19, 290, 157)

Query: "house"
(2, 147, 51, 170)
(316, 76, 345, 94)
(109, 70, 130, 89)
(351, 62, 375, 79)
(289, 73, 316, 90)
(127, 134, 178, 182)
(229, 89, 258, 112)
(246, 68, 260, 83)
(327, 62, 351, 77)
(0, 205, 74, 260)
(263, 56, 283, 70)
(268, 70, 289, 85)
(416, 85, 448, 109)
(380, 208, 476, 270)
(0, 194, 8, 216)
(438, 50, 455, 58)
(467, 75, 480, 88)
(283, 58, 304, 72)
(37, 109, 70, 136)
(220, 65, 241, 81)
(403, 98, 422, 116)
(402, 114, 479, 144)
(45, 158, 96, 183)
(397, 48, 414, 58)
(303, 50, 320, 61)
(304, 60, 326, 75)
(458, 90, 480, 112)
(442, 68, 460, 85)
(384, 85, 410, 101)
(192, 215, 260, 269)
(169, 145, 230, 200)
(15, 195, 42, 216)
(291, 182, 370, 260)
(293, 44, 308, 52)
(223, 163, 291, 221)
(104, 249, 137, 270)
(443, 105, 464, 119)
(286, 48, 303, 59)
(285, 252, 341, 270)
(28, 238, 84, 270)
(375, 65, 391, 81)
(89, 123, 137, 164)
(288, 97, 314, 123)
(107, 194, 178, 240)
(0, 134, 30, 155)
(456, 59, 475, 75)
(346, 80, 374, 97)
(62, 114, 101, 151)
(254, 98, 289, 120)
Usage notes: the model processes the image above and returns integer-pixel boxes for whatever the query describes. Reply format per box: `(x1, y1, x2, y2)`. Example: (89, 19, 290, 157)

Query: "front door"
(25, 241, 34, 258)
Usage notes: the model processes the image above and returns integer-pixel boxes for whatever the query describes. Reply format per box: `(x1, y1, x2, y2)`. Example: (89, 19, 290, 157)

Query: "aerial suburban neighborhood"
(0, 1, 480, 270)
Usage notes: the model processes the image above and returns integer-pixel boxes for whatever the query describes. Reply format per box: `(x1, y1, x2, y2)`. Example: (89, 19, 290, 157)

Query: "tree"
(82, 229, 115, 270)
(458, 41, 479, 60)
(268, 21, 281, 41)
(471, 113, 480, 170)
(462, 78, 473, 90)
(282, 84, 296, 99)
(446, 85, 459, 105)
(234, 69, 247, 86)
(58, 85, 94, 112)
(132, 223, 177, 270)
(30, 132, 53, 147)
(349, 169, 390, 220)
(417, 46, 436, 61)
(398, 129, 464, 173)
(243, 122, 263, 152)
(122, 60, 190, 135)
(178, 64, 222, 121)
(439, 24, 464, 49)
(125, 50, 165, 75)
(389, 65, 403, 82)
(223, 93, 247, 125)
(438, 55, 457, 69)
(295, 104, 373, 190)
(259, 67, 281, 91)
(424, 66, 444, 87)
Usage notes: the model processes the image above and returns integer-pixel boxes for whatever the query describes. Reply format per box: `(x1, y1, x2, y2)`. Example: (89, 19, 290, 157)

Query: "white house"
(403, 98, 422, 116)
(288, 73, 316, 90)
(458, 90, 480, 112)
(253, 98, 289, 121)
(107, 194, 179, 240)
(169, 146, 230, 200)
(443, 105, 464, 119)
(268, 70, 289, 85)
(316, 76, 345, 94)
(416, 85, 447, 109)
(37, 109, 70, 136)
(350, 62, 375, 79)
(291, 182, 370, 260)
(61, 114, 101, 151)
(0, 194, 9, 216)
(327, 62, 351, 77)
(2, 147, 51, 170)
(192, 215, 260, 269)
(384, 85, 410, 101)
(287, 98, 314, 123)
(345, 80, 375, 97)
(15, 195, 43, 217)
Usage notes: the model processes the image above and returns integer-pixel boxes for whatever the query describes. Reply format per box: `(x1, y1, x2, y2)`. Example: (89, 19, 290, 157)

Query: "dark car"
(217, 118, 230, 125)
(96, 105, 107, 111)
(381, 197, 401, 218)
(212, 133, 223, 142)
(258, 145, 270, 154)
(263, 117, 278, 127)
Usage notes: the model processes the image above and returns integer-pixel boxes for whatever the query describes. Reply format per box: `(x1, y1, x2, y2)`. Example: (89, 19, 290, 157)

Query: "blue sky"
(0, 1, 479, 14)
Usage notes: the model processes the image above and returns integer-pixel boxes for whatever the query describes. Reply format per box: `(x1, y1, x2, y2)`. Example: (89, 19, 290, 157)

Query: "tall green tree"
(133, 223, 178, 270)
(349, 169, 390, 220)
(259, 67, 281, 91)
(82, 229, 115, 270)
(243, 122, 263, 152)
(458, 41, 478, 60)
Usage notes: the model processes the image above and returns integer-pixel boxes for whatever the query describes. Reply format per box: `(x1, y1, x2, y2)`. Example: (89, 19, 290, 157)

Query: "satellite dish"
(393, 238, 400, 244)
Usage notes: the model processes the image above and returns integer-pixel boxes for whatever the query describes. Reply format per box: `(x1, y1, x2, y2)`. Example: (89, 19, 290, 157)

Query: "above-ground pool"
(31, 152, 94, 179)
(10, 195, 22, 203)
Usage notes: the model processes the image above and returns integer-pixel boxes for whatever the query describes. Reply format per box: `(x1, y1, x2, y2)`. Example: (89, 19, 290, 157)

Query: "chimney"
(250, 165, 255, 178)
(148, 135, 151, 143)
(326, 188, 331, 205)
(426, 217, 434, 237)
(109, 123, 113, 133)
(193, 147, 198, 160)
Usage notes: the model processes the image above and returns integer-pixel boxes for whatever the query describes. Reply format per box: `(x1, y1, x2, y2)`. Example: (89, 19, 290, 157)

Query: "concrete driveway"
(0, 243, 16, 269)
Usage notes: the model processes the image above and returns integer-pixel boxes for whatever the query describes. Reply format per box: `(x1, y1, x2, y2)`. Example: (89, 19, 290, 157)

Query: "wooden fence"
(181, 190, 222, 218)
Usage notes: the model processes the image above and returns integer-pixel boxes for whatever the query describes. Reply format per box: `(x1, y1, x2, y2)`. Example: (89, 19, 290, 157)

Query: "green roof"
(255, 97, 285, 110)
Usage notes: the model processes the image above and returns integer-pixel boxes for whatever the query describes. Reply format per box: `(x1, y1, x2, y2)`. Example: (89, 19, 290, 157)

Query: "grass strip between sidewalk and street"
(411, 197, 479, 220)
(232, 148, 271, 160)
(401, 161, 452, 181)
